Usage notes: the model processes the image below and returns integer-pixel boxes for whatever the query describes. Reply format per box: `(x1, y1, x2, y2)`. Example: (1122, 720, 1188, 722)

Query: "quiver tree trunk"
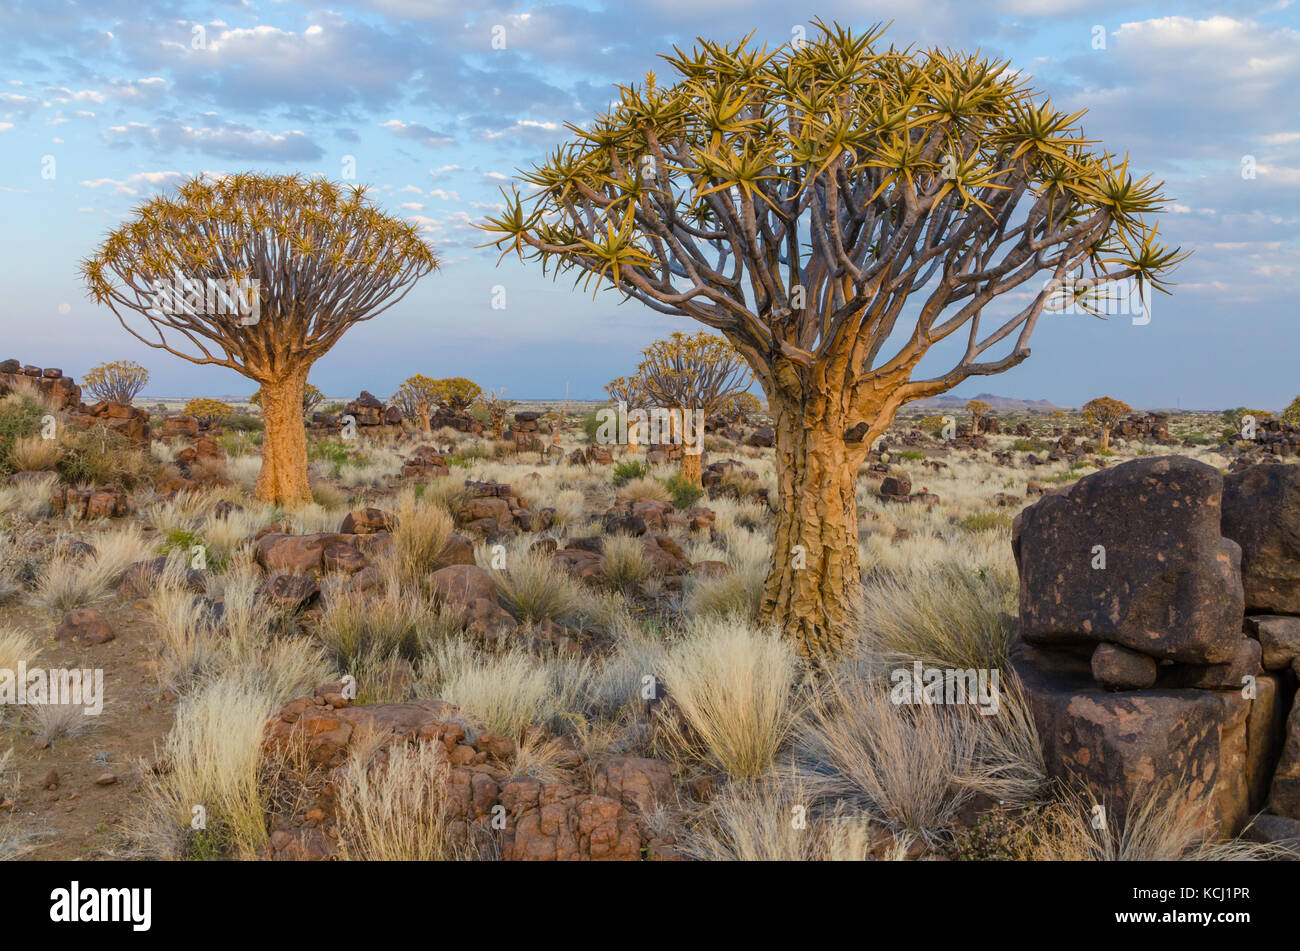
(255, 367, 313, 508)
(676, 406, 703, 487)
(759, 390, 873, 656)
(680, 449, 702, 488)
(1098, 427, 1111, 451)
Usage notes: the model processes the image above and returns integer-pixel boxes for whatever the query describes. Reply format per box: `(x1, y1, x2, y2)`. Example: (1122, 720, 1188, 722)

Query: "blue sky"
(0, 0, 1296, 408)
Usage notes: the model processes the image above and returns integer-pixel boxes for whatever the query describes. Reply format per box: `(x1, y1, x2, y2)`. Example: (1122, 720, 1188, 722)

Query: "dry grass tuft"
(656, 616, 801, 780)
(131, 673, 279, 859)
(336, 739, 488, 860)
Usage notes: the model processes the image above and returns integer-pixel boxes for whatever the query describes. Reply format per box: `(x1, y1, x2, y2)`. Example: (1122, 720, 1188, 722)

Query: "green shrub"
(896, 449, 925, 461)
(0, 395, 45, 474)
(580, 411, 602, 442)
(612, 459, 650, 486)
(57, 426, 153, 488)
(666, 474, 705, 509)
(223, 414, 264, 433)
(957, 512, 1013, 534)
(1010, 438, 1049, 452)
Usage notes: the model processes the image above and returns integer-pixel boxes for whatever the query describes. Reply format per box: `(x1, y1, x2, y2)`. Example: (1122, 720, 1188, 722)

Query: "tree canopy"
(83, 360, 150, 404)
(481, 20, 1186, 430)
(81, 173, 437, 384)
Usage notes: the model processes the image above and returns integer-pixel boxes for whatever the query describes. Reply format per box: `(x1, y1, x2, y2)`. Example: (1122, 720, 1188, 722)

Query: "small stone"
(1091, 642, 1158, 690)
(1247, 615, 1300, 671)
(94, 772, 118, 786)
(54, 608, 115, 645)
(43, 769, 59, 790)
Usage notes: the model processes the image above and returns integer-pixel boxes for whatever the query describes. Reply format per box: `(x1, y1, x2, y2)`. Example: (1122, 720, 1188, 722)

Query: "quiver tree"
(720, 390, 763, 421)
(635, 330, 752, 485)
(250, 381, 325, 418)
(965, 398, 990, 432)
(605, 375, 645, 451)
(1081, 396, 1131, 450)
(81, 173, 438, 507)
(83, 360, 150, 404)
(480, 388, 512, 439)
(1222, 406, 1272, 441)
(432, 377, 482, 413)
(392, 374, 441, 431)
(183, 397, 234, 427)
(481, 21, 1186, 655)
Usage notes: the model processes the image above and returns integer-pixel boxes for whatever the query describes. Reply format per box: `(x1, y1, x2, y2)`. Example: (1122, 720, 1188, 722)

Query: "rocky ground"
(2, 358, 1298, 861)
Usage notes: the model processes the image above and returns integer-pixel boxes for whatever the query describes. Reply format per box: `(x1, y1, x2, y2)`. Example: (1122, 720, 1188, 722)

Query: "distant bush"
(1010, 437, 1049, 452)
(0, 394, 46, 474)
(57, 426, 154, 488)
(309, 438, 365, 470)
(957, 512, 1013, 534)
(183, 398, 235, 426)
(580, 411, 602, 443)
(222, 414, 263, 433)
(665, 473, 705, 509)
(612, 459, 650, 486)
(896, 449, 925, 461)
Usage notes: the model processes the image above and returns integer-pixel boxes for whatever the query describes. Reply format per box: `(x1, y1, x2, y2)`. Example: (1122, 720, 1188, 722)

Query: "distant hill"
(910, 392, 1063, 411)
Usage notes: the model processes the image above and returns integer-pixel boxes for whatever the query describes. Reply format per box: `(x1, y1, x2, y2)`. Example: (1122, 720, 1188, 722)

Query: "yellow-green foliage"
(83, 360, 150, 404)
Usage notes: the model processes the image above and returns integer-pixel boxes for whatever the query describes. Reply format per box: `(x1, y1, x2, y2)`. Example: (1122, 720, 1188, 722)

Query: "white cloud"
(381, 119, 454, 148)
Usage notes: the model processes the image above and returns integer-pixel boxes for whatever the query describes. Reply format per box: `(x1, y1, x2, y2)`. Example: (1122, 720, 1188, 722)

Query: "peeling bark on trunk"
(1098, 428, 1111, 451)
(255, 368, 313, 508)
(680, 450, 702, 488)
(759, 391, 875, 657)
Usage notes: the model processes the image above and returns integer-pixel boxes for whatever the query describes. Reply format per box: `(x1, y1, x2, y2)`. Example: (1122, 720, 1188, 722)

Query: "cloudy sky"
(0, 0, 1296, 408)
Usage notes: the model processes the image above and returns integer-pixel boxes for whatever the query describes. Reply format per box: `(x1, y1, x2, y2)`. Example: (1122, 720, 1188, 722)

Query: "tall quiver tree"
(83, 360, 150, 404)
(481, 22, 1186, 655)
(965, 398, 990, 433)
(636, 331, 751, 485)
(1082, 396, 1131, 451)
(81, 173, 437, 506)
(392, 373, 441, 431)
(605, 376, 644, 452)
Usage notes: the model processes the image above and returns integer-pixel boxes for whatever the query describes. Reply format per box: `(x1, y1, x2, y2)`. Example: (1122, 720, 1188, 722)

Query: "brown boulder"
(340, 507, 394, 535)
(497, 779, 642, 861)
(162, 415, 199, 438)
(1013, 456, 1243, 664)
(1012, 637, 1285, 836)
(553, 547, 604, 585)
(54, 608, 115, 645)
(591, 757, 674, 816)
(1246, 615, 1300, 671)
(262, 574, 320, 611)
(1269, 693, 1300, 820)
(1090, 642, 1156, 691)
(264, 695, 463, 771)
(459, 496, 513, 526)
(431, 534, 477, 571)
(322, 540, 368, 575)
(879, 473, 912, 497)
(1222, 464, 1300, 614)
(255, 533, 343, 575)
(429, 564, 498, 606)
